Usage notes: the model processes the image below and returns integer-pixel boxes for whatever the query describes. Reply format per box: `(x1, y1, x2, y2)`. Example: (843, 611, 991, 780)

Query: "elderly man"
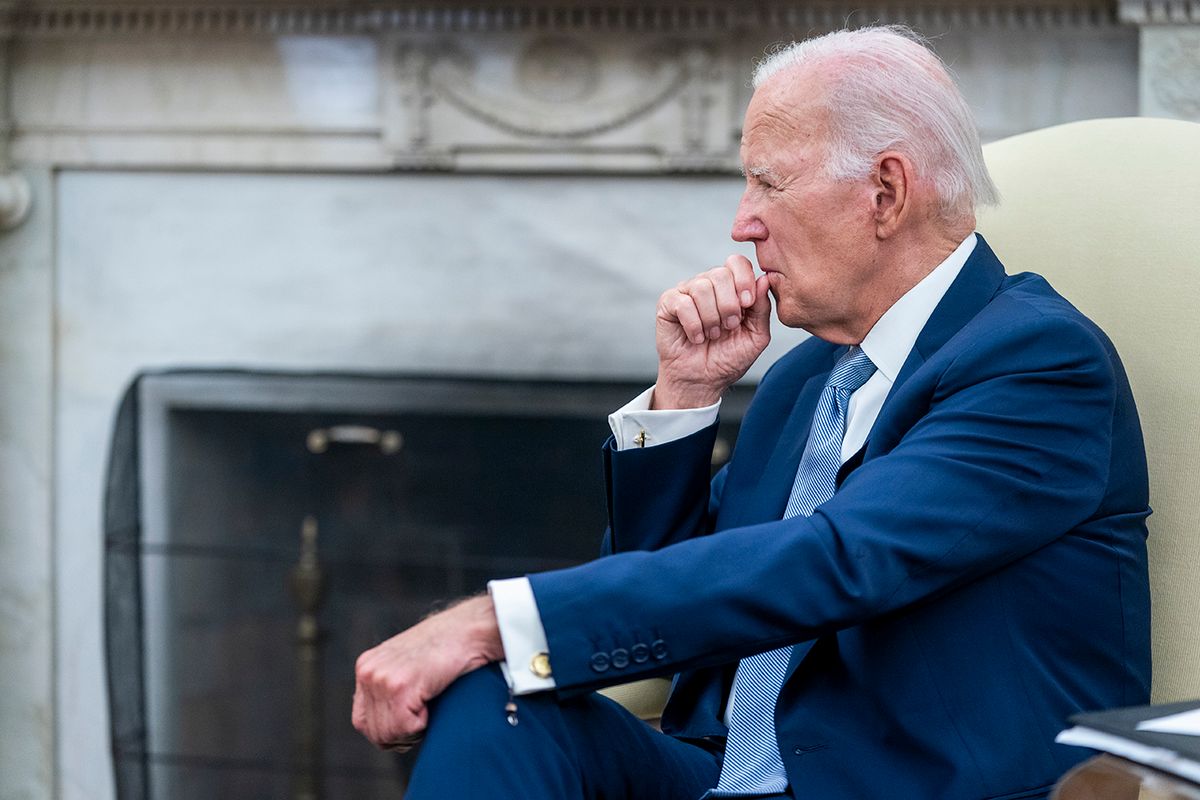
(353, 26, 1150, 799)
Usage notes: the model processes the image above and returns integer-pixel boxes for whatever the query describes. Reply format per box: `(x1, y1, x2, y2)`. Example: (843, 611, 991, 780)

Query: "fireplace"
(103, 369, 749, 799)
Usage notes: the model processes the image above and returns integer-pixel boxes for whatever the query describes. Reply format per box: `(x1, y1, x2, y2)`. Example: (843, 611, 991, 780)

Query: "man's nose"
(731, 197, 767, 242)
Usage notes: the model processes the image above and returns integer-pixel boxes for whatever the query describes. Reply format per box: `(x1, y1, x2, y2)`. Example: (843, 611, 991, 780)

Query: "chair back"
(977, 117, 1200, 702)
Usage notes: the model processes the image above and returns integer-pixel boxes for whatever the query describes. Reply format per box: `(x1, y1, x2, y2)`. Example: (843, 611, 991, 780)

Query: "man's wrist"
(470, 595, 506, 663)
(651, 379, 725, 410)
(444, 594, 506, 667)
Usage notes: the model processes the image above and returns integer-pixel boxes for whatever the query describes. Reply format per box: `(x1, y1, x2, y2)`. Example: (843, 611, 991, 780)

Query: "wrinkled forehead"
(739, 71, 831, 162)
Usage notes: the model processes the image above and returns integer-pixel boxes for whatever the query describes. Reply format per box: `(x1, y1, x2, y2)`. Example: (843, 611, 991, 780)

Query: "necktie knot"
(825, 346, 876, 393)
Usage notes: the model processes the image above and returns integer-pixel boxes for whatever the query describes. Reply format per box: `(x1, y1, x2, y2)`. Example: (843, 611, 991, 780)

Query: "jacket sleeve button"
(610, 648, 630, 669)
(650, 639, 668, 660)
(589, 652, 611, 673)
(630, 643, 650, 663)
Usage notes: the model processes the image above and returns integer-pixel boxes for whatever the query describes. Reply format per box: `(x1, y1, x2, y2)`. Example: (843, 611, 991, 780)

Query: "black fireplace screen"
(103, 370, 748, 800)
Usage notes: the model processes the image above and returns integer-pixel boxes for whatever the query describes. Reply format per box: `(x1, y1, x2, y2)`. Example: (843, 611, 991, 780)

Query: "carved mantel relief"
(384, 35, 732, 171)
(2, 0, 1145, 174)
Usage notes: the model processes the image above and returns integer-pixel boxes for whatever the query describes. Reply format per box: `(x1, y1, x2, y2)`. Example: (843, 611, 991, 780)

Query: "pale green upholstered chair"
(602, 116, 1200, 723)
(976, 116, 1200, 703)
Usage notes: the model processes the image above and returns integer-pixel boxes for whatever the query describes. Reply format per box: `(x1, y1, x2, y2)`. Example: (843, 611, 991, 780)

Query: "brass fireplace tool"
(290, 425, 403, 800)
(289, 514, 324, 800)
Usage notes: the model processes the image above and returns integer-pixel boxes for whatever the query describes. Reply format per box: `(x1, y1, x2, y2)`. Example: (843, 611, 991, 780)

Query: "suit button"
(650, 639, 668, 660)
(611, 648, 630, 669)
(630, 643, 650, 664)
(589, 652, 611, 673)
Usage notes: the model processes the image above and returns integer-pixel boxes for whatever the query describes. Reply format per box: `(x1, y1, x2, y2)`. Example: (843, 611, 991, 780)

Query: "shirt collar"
(859, 233, 977, 383)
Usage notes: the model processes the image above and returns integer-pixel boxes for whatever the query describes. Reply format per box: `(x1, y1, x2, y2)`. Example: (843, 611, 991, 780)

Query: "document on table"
(1056, 699, 1200, 784)
(1138, 707, 1200, 735)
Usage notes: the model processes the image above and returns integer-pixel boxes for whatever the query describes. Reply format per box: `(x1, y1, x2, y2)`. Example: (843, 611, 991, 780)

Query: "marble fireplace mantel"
(0, 2, 1195, 800)
(2, 0, 1189, 178)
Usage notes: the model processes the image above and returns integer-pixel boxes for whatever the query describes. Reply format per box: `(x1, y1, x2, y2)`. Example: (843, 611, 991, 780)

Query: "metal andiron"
(289, 514, 325, 800)
(290, 424, 405, 799)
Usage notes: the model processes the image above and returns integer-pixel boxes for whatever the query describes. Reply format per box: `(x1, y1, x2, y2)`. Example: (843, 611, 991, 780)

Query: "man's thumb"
(746, 275, 772, 328)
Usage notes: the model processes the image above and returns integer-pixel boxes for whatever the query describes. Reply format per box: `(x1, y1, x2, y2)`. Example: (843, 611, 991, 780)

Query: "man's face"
(732, 70, 880, 342)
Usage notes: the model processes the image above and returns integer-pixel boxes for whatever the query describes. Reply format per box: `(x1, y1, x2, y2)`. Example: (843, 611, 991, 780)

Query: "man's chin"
(774, 304, 808, 330)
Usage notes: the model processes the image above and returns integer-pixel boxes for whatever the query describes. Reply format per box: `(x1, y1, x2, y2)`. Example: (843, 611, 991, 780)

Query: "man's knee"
(412, 667, 719, 799)
(422, 664, 514, 743)
(409, 665, 586, 798)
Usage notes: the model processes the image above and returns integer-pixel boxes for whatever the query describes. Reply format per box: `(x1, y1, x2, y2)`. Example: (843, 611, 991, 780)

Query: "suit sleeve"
(599, 422, 728, 556)
(531, 312, 1119, 695)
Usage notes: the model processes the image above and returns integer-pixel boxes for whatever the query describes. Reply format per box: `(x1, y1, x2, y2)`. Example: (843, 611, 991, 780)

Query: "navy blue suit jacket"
(528, 237, 1151, 799)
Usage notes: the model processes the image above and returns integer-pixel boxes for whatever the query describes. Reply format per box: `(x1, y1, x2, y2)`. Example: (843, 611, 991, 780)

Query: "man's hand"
(654, 255, 772, 409)
(352, 595, 505, 751)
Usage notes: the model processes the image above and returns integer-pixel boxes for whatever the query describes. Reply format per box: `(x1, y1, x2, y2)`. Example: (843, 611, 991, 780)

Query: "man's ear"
(872, 153, 911, 239)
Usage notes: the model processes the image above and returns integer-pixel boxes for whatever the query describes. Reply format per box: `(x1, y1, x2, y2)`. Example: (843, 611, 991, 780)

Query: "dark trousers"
(405, 664, 731, 799)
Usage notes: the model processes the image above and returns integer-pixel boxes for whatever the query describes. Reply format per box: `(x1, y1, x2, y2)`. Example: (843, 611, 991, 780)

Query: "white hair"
(753, 25, 999, 223)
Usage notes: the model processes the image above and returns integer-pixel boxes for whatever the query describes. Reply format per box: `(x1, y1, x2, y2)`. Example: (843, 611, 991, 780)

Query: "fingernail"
(708, 326, 721, 340)
(725, 315, 740, 330)
(741, 290, 752, 306)
(692, 333, 705, 344)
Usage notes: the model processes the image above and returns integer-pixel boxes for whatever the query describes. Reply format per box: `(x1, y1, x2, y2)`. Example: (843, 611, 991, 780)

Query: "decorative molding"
(1147, 28, 1200, 118)
(679, 44, 722, 154)
(6, 2, 1123, 39)
(0, 37, 31, 229)
(427, 43, 687, 138)
(392, 44, 435, 152)
(1118, 0, 1200, 24)
(5, 1, 1143, 173)
(0, 170, 31, 229)
(380, 35, 737, 171)
(516, 37, 601, 104)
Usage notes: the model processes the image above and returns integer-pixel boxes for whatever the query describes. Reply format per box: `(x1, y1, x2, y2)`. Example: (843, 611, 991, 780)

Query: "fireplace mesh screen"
(104, 370, 746, 799)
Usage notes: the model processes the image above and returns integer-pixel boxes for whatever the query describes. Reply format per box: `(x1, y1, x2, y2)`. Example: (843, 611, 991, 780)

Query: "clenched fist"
(653, 254, 773, 410)
(352, 595, 505, 751)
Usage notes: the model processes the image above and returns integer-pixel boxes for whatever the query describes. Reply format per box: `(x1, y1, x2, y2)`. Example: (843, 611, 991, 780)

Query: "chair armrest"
(597, 677, 672, 723)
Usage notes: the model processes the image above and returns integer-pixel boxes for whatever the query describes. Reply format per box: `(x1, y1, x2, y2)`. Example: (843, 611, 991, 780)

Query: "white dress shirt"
(489, 233, 978, 695)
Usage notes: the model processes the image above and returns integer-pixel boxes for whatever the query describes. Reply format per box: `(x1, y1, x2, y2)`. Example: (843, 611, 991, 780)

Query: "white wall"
(52, 169, 800, 799)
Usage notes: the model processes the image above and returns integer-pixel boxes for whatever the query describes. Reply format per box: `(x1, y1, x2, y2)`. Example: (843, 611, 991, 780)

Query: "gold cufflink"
(634, 430, 648, 448)
(530, 652, 552, 679)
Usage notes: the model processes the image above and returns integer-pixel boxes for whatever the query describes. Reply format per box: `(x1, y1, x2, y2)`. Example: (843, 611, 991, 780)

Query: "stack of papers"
(1057, 700, 1200, 784)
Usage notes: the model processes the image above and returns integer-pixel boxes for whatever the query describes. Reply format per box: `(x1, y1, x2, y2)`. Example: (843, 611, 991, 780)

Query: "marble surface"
(51, 169, 804, 800)
(1139, 25, 1200, 120)
(0, 168, 55, 800)
(12, 37, 380, 132)
(940, 27, 1140, 140)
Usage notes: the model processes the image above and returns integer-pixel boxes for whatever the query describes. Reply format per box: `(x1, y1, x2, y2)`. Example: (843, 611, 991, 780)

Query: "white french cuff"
(488, 577, 556, 695)
(607, 385, 721, 451)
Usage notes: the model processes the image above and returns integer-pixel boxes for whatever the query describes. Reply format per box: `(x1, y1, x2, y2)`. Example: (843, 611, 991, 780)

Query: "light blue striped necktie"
(708, 346, 877, 797)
